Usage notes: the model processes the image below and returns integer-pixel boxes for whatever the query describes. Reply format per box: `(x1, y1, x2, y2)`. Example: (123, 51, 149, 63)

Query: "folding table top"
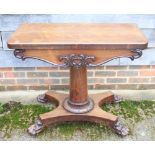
(7, 23, 148, 50)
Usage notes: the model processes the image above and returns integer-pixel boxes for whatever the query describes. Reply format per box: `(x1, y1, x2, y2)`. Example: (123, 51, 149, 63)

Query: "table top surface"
(7, 23, 148, 50)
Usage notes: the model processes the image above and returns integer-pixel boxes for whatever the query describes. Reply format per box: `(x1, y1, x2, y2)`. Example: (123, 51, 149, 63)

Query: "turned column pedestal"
(63, 66, 94, 114)
(27, 64, 128, 136)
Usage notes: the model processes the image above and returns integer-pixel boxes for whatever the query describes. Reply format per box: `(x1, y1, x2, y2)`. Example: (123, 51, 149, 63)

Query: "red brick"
(27, 72, 48, 78)
(0, 86, 5, 91)
(95, 71, 116, 77)
(88, 78, 104, 84)
(0, 79, 16, 84)
(39, 79, 60, 84)
(17, 79, 38, 84)
(0, 73, 3, 78)
(0, 67, 13, 71)
(50, 85, 69, 90)
(117, 71, 138, 77)
(87, 66, 105, 70)
(94, 84, 116, 89)
(117, 84, 138, 90)
(4, 72, 15, 78)
(28, 85, 49, 90)
(59, 66, 68, 70)
(14, 67, 35, 71)
(49, 72, 69, 77)
(88, 85, 94, 89)
(129, 65, 150, 70)
(4, 72, 25, 78)
(106, 78, 127, 83)
(140, 71, 155, 76)
(6, 85, 27, 91)
(138, 84, 155, 90)
(129, 78, 150, 83)
(105, 66, 128, 70)
(150, 65, 155, 69)
(61, 78, 69, 84)
(87, 71, 94, 76)
(150, 78, 155, 83)
(36, 67, 59, 70)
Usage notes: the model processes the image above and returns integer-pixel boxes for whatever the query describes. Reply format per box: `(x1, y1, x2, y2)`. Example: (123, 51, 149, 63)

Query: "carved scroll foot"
(113, 95, 123, 104)
(37, 94, 48, 103)
(112, 119, 129, 136)
(27, 119, 45, 136)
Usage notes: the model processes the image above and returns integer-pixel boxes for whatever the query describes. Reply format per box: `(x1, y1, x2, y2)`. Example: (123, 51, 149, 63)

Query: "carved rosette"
(59, 54, 95, 68)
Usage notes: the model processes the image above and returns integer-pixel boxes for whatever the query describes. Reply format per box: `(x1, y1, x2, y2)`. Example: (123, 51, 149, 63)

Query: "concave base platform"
(27, 91, 129, 136)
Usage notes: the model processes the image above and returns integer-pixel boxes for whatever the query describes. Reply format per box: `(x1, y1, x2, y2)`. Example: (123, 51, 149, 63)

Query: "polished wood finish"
(8, 23, 148, 136)
(70, 66, 88, 103)
(8, 23, 148, 50)
(40, 91, 117, 127)
(12, 49, 140, 65)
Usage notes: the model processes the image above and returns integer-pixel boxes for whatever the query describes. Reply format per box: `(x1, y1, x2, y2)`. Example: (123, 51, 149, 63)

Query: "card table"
(8, 23, 148, 136)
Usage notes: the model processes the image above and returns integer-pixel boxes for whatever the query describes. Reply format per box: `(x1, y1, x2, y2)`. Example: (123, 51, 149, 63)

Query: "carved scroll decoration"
(59, 54, 95, 68)
(14, 49, 143, 68)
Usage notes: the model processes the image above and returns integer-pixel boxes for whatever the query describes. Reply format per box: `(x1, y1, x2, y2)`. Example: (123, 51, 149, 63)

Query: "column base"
(28, 91, 128, 136)
(63, 97, 94, 114)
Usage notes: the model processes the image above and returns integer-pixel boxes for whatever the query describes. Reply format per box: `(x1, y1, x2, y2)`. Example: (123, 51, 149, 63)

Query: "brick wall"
(1, 65, 155, 91)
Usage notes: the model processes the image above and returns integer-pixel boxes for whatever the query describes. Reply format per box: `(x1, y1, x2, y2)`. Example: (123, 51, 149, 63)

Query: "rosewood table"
(7, 23, 148, 136)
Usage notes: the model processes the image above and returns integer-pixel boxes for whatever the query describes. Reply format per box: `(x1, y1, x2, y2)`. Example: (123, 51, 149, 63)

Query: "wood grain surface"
(8, 23, 148, 50)
(17, 49, 140, 65)
(40, 91, 117, 126)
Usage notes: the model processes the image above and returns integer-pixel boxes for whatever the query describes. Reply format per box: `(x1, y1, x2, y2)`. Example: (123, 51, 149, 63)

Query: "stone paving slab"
(0, 90, 155, 103)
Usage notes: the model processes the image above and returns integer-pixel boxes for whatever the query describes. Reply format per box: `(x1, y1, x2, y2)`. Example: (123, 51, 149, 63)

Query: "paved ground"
(1, 90, 155, 104)
(0, 90, 155, 141)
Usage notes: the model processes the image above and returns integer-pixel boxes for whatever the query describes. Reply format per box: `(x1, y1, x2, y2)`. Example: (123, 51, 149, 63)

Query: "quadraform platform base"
(27, 91, 129, 136)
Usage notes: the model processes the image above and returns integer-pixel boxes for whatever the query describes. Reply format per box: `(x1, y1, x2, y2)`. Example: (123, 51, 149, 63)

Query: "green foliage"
(0, 103, 4, 114)
(55, 122, 110, 136)
(0, 100, 155, 139)
(102, 100, 155, 122)
(0, 102, 52, 132)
